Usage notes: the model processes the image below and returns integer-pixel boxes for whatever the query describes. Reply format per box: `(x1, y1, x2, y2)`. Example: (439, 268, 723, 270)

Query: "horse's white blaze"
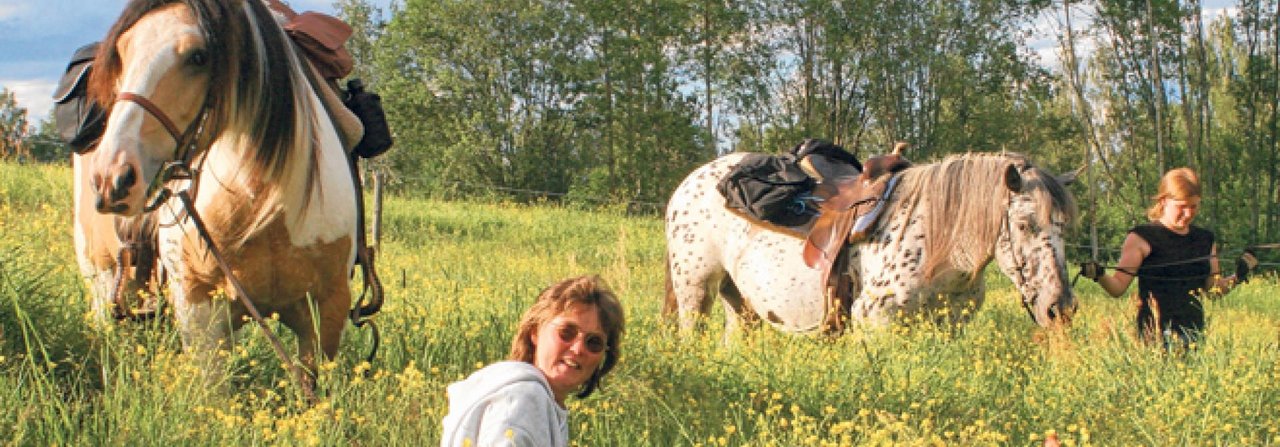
(93, 4, 208, 215)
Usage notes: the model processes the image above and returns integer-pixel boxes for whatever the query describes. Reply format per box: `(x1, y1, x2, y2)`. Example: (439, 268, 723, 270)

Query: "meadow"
(0, 160, 1277, 446)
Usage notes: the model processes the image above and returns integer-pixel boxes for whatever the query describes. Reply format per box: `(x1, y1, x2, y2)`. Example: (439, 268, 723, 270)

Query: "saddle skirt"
(802, 153, 911, 272)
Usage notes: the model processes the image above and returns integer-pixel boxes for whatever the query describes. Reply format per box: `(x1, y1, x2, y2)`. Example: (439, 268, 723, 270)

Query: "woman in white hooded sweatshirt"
(440, 275, 625, 447)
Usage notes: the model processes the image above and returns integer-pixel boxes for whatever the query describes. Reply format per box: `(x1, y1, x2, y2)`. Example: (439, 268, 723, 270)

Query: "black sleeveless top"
(1129, 223, 1215, 321)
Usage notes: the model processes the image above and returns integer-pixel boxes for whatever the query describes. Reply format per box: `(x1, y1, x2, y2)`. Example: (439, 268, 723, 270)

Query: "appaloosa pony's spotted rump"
(664, 151, 1078, 337)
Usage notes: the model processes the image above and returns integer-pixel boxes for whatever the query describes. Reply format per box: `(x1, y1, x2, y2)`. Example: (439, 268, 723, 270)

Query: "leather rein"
(112, 89, 320, 402)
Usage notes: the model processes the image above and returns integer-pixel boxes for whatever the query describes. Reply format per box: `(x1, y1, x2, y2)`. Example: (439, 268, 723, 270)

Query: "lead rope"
(175, 190, 319, 403)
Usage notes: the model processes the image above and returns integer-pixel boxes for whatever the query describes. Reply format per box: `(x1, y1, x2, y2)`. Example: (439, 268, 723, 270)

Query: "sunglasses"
(556, 324, 608, 354)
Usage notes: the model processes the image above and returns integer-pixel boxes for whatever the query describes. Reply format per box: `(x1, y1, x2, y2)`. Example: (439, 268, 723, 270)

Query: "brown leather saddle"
(801, 142, 911, 334)
(802, 144, 911, 270)
(718, 140, 911, 334)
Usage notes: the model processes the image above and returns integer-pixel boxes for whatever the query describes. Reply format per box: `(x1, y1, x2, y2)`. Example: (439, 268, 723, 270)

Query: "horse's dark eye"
(188, 50, 208, 67)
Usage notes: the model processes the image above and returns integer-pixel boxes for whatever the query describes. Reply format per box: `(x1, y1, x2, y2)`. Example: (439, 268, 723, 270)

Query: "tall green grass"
(1, 160, 1277, 445)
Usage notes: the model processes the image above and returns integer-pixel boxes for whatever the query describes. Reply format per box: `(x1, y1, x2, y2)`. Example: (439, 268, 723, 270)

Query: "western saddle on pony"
(718, 139, 911, 334)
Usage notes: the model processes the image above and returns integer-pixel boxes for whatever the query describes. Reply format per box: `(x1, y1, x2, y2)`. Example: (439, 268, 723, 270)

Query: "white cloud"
(1, 78, 57, 125)
(0, 2, 29, 21)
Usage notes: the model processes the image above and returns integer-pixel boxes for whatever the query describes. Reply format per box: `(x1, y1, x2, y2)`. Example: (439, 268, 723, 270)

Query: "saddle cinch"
(717, 139, 911, 333)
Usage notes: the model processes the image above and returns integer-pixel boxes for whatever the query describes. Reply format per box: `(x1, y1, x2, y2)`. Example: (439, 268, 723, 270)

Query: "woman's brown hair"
(510, 275, 625, 399)
(1146, 167, 1202, 221)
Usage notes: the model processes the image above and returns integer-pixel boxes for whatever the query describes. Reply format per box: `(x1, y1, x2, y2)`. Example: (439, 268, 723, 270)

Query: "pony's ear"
(1004, 163, 1023, 193)
(1057, 165, 1085, 186)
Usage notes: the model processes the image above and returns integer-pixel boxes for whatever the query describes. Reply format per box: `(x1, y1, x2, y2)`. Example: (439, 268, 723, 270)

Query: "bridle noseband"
(114, 91, 211, 211)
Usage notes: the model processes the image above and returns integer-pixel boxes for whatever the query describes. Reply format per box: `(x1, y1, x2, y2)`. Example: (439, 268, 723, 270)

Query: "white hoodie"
(440, 361, 569, 447)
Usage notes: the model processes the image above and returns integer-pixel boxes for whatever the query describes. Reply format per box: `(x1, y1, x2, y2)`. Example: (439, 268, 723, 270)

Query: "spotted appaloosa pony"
(84, 0, 357, 384)
(664, 152, 1078, 337)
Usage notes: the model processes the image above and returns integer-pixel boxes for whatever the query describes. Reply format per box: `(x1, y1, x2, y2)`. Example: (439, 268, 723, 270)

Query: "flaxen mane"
(892, 152, 1077, 281)
(88, 0, 325, 245)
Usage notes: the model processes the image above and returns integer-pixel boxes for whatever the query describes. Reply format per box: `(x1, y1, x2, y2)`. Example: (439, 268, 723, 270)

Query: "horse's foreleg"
(85, 269, 118, 326)
(173, 283, 236, 390)
(280, 287, 351, 392)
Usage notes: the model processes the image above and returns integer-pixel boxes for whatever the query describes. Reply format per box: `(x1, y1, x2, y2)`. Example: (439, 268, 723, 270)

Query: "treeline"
(339, 0, 1062, 210)
(334, 0, 1280, 251)
(4, 0, 1280, 252)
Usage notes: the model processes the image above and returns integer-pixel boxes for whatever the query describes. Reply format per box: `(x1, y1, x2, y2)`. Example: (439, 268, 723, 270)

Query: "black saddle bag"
(52, 42, 106, 153)
(344, 79, 393, 158)
(717, 153, 817, 227)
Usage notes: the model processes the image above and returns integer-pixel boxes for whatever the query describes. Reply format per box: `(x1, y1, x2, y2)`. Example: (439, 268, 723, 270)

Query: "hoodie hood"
(440, 361, 569, 447)
(445, 361, 554, 410)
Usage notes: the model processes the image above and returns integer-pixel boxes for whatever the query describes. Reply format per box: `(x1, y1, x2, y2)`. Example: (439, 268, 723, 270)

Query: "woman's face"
(1160, 196, 1201, 233)
(531, 303, 608, 404)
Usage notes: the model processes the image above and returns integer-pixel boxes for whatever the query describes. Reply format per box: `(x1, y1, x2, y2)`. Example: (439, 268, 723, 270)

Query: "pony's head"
(87, 0, 302, 216)
(991, 157, 1079, 328)
(898, 153, 1077, 328)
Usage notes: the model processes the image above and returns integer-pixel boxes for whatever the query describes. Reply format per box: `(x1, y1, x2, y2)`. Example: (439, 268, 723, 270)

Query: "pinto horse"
(84, 0, 357, 387)
(664, 152, 1078, 337)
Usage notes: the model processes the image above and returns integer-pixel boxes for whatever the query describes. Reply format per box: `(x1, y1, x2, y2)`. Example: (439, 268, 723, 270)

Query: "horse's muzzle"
(1046, 299, 1076, 328)
(93, 163, 140, 215)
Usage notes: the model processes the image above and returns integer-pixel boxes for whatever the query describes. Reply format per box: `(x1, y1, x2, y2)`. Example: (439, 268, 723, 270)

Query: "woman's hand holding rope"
(1235, 249, 1258, 284)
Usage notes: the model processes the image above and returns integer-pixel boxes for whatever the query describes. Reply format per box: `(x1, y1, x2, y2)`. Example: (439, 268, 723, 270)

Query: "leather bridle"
(1001, 195, 1040, 322)
(110, 89, 318, 402)
(113, 90, 210, 211)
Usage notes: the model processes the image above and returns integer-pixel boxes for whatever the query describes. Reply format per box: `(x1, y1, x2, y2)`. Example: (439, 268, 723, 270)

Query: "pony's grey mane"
(890, 152, 1077, 281)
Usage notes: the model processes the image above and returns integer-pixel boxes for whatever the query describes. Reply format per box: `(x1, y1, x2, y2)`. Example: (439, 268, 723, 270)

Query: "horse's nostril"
(108, 166, 137, 202)
(119, 166, 137, 189)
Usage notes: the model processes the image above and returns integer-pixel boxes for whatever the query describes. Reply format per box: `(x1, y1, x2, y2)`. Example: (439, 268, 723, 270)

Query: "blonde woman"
(1082, 167, 1256, 347)
(440, 275, 625, 447)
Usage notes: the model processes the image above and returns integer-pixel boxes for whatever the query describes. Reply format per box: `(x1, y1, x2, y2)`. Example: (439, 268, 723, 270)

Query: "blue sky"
(0, 0, 391, 125)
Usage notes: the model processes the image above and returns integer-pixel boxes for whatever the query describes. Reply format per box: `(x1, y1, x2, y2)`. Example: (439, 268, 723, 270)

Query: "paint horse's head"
(87, 0, 301, 216)
(991, 157, 1079, 328)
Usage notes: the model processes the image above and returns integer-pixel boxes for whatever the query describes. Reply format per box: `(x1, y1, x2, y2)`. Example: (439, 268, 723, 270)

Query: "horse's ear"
(1057, 165, 1085, 186)
(1004, 163, 1023, 193)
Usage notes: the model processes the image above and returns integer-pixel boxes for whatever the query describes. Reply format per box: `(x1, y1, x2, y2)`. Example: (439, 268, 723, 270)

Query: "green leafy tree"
(27, 110, 67, 163)
(0, 88, 31, 161)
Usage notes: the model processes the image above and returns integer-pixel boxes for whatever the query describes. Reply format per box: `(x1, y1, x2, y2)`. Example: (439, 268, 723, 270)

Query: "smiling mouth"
(562, 359, 580, 370)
